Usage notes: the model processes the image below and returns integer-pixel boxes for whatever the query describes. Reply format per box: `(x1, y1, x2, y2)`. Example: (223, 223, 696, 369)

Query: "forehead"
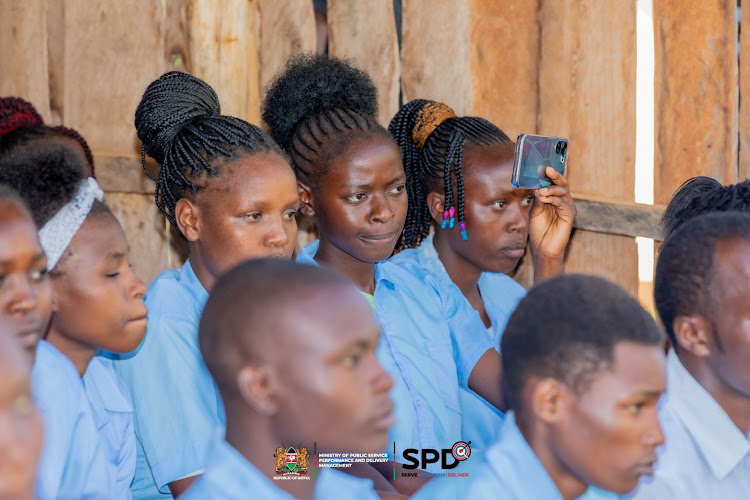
(0, 203, 42, 257)
(461, 142, 523, 194)
(325, 134, 404, 187)
(580, 342, 665, 403)
(713, 238, 750, 289)
(65, 211, 128, 261)
(202, 152, 297, 203)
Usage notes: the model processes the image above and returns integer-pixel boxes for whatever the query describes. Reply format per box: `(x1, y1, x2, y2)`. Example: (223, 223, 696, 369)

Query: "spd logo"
(403, 441, 471, 470)
(274, 445, 310, 474)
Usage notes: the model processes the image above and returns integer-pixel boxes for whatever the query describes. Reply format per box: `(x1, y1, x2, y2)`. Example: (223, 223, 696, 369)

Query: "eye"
(242, 212, 263, 222)
(388, 184, 405, 195)
(345, 193, 367, 204)
(522, 195, 535, 206)
(12, 394, 34, 417)
(626, 402, 646, 415)
(342, 350, 364, 369)
(490, 200, 507, 210)
(282, 208, 299, 221)
(29, 268, 47, 282)
(105, 272, 120, 278)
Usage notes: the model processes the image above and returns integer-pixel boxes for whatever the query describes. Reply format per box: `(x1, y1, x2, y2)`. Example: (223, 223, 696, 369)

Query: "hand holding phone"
(511, 134, 568, 189)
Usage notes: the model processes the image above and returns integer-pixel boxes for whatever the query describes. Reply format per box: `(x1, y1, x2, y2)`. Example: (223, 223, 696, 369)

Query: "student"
(115, 71, 300, 499)
(181, 259, 390, 499)
(415, 274, 666, 500)
(0, 316, 43, 500)
(262, 54, 504, 490)
(665, 179, 750, 239)
(0, 124, 147, 499)
(659, 176, 721, 238)
(388, 100, 575, 445)
(627, 212, 750, 498)
(0, 128, 113, 500)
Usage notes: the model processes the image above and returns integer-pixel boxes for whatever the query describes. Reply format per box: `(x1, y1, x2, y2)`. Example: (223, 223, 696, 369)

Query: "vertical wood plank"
(258, 0, 316, 95)
(469, 0, 540, 139)
(740, 0, 749, 181)
(328, 0, 400, 126)
(653, 0, 738, 203)
(539, 0, 638, 295)
(188, 0, 260, 123)
(401, 0, 473, 115)
(0, 0, 51, 121)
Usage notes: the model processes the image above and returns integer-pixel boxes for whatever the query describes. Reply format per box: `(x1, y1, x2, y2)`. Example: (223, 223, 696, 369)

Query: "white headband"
(39, 177, 103, 270)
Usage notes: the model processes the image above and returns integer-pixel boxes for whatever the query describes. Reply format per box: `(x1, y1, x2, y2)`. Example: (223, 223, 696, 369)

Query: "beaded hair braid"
(388, 99, 512, 250)
(135, 71, 283, 237)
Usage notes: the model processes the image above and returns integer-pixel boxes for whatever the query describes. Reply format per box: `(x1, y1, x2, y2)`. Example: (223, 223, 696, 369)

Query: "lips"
(500, 244, 526, 259)
(359, 232, 397, 243)
(634, 457, 658, 477)
(370, 400, 396, 431)
(16, 326, 42, 350)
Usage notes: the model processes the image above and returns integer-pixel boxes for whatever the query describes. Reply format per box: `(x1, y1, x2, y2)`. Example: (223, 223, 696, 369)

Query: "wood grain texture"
(538, 0, 638, 295)
(328, 0, 400, 126)
(740, 0, 749, 181)
(188, 0, 260, 123)
(470, 0, 540, 139)
(258, 0, 316, 96)
(401, 0, 472, 114)
(653, 0, 738, 202)
(0, 0, 51, 121)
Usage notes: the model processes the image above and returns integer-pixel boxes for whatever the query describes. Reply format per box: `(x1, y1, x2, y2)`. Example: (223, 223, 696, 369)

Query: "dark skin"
(45, 211, 147, 376)
(428, 142, 575, 327)
(0, 201, 52, 358)
(0, 321, 43, 500)
(175, 152, 300, 293)
(169, 152, 300, 496)
(221, 285, 394, 500)
(671, 238, 750, 435)
(519, 341, 665, 500)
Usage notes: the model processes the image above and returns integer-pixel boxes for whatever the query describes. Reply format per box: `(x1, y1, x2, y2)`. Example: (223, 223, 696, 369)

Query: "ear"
(673, 315, 713, 357)
(426, 191, 445, 225)
(237, 364, 279, 415)
(174, 198, 201, 242)
(530, 378, 565, 424)
(297, 181, 315, 218)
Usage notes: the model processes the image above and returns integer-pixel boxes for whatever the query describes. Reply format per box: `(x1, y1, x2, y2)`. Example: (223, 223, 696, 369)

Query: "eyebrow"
(107, 251, 127, 261)
(341, 177, 404, 190)
(0, 252, 47, 266)
(636, 390, 664, 399)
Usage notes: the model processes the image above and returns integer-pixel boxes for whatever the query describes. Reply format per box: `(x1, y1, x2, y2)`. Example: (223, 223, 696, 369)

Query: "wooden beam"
(740, 0, 750, 181)
(328, 0, 400, 127)
(572, 196, 664, 241)
(653, 0, 738, 203)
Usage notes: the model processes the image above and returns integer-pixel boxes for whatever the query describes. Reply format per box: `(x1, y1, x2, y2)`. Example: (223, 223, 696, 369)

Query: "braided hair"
(135, 71, 285, 237)
(0, 97, 95, 175)
(261, 54, 393, 187)
(388, 99, 512, 250)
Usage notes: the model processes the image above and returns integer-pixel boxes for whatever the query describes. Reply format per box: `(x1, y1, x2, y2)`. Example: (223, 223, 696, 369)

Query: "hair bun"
(135, 71, 221, 164)
(0, 97, 44, 139)
(262, 54, 378, 150)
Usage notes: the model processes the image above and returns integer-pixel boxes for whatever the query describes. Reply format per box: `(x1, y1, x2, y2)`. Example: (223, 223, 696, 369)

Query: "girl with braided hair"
(262, 54, 506, 493)
(113, 71, 300, 499)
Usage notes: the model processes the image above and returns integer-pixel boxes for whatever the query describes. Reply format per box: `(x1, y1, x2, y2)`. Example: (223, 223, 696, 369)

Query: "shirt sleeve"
(114, 315, 224, 493)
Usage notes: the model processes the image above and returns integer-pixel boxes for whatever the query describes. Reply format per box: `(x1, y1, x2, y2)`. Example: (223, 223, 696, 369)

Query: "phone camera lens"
(561, 142, 568, 154)
(556, 142, 562, 154)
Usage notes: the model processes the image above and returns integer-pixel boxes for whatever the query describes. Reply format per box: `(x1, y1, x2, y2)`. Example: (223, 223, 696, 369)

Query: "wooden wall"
(0, 0, 742, 294)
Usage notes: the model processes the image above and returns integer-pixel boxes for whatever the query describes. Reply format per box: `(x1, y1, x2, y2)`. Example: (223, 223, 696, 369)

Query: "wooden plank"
(104, 193, 186, 283)
(401, 0, 473, 115)
(188, 0, 260, 123)
(538, 0, 638, 295)
(327, 0, 400, 127)
(469, 0, 540, 139)
(653, 0, 738, 203)
(740, 0, 749, 181)
(0, 0, 51, 121)
(572, 197, 665, 241)
(94, 154, 157, 195)
(258, 0, 316, 98)
(46, 0, 65, 125)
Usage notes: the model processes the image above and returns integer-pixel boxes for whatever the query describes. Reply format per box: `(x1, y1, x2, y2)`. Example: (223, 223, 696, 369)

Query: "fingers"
(538, 185, 567, 198)
(545, 166, 569, 187)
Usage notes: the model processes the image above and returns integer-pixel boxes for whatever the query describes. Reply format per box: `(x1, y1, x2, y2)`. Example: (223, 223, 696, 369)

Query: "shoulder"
(479, 272, 527, 302)
(145, 263, 205, 318)
(32, 341, 86, 412)
(85, 357, 133, 413)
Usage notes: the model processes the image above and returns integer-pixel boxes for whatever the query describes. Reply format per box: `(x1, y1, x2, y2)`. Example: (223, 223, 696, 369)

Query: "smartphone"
(511, 134, 568, 189)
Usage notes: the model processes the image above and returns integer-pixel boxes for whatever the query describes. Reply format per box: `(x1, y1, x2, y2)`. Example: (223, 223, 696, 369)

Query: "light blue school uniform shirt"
(625, 350, 750, 499)
(390, 233, 527, 449)
(181, 438, 380, 500)
(84, 355, 136, 499)
(297, 241, 493, 471)
(32, 339, 111, 500)
(114, 260, 225, 499)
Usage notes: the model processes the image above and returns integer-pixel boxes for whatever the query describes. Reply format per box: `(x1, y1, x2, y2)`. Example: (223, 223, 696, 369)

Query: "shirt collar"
(181, 259, 209, 309)
(666, 350, 750, 479)
(296, 240, 397, 291)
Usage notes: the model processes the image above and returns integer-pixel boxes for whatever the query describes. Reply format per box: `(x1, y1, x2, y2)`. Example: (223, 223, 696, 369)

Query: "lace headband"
(39, 177, 103, 270)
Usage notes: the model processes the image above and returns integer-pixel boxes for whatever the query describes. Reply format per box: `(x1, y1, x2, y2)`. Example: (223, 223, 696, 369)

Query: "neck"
(224, 402, 317, 500)
(680, 352, 750, 434)
(315, 238, 377, 294)
(187, 243, 217, 292)
(517, 417, 589, 500)
(45, 318, 96, 377)
(432, 231, 483, 298)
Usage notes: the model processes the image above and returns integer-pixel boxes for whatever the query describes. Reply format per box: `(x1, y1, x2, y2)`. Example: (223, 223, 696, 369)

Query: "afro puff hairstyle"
(261, 53, 392, 185)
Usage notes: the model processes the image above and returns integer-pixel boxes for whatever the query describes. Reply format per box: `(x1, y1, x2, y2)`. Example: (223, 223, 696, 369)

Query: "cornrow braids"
(135, 71, 284, 238)
(389, 99, 512, 250)
(262, 54, 392, 187)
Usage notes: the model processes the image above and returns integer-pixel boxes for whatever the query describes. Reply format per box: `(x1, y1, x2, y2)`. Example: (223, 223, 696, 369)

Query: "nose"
(370, 195, 395, 224)
(507, 202, 529, 233)
(126, 266, 147, 301)
(264, 215, 292, 248)
(643, 413, 665, 448)
(7, 275, 38, 316)
(370, 356, 394, 395)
